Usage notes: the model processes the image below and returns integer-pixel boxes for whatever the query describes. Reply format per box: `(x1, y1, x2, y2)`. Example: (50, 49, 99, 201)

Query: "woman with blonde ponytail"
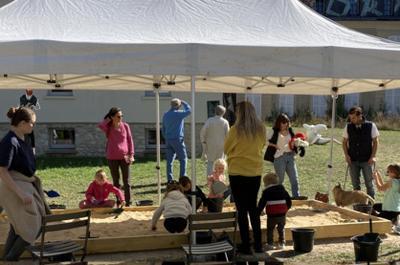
(224, 101, 266, 254)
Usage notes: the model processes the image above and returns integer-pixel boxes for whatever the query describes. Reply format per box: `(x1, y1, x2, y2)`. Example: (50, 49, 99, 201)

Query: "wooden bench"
(26, 210, 91, 265)
(182, 212, 237, 264)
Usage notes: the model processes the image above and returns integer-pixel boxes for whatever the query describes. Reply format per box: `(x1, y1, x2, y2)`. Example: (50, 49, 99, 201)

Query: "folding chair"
(182, 211, 237, 264)
(26, 210, 91, 265)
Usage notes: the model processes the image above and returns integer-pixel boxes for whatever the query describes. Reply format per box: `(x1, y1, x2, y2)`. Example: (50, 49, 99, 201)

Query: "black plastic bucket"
(196, 231, 213, 244)
(136, 200, 153, 206)
(353, 204, 372, 214)
(351, 233, 382, 262)
(208, 198, 224, 213)
(291, 228, 315, 252)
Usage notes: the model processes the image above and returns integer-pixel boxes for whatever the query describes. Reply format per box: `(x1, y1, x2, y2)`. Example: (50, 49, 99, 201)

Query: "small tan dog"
(332, 183, 374, 207)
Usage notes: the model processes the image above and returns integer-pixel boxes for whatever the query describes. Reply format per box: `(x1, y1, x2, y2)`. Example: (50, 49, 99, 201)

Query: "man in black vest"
(342, 106, 379, 198)
(19, 89, 40, 154)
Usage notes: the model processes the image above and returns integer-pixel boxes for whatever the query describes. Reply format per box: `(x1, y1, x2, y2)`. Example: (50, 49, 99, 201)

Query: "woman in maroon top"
(98, 107, 134, 206)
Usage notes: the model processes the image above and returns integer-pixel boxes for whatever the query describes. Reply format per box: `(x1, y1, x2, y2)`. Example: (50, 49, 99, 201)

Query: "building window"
(384, 88, 400, 115)
(279, 95, 294, 116)
(47, 89, 74, 97)
(207, 101, 220, 118)
(325, 0, 359, 17)
(145, 128, 165, 148)
(144, 91, 171, 97)
(344, 93, 360, 110)
(312, 96, 328, 117)
(246, 94, 262, 119)
(49, 128, 75, 149)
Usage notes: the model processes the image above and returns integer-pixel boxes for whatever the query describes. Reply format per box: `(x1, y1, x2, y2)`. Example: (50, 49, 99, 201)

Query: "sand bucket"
(353, 203, 372, 214)
(136, 200, 153, 206)
(351, 233, 382, 262)
(196, 230, 214, 244)
(208, 198, 224, 213)
(291, 228, 315, 252)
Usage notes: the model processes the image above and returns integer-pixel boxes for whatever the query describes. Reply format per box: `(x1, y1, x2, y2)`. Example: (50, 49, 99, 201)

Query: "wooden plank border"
(0, 200, 392, 255)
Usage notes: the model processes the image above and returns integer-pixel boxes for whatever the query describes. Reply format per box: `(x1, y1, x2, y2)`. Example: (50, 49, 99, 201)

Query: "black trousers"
(3, 225, 30, 261)
(164, 217, 187, 233)
(267, 216, 286, 245)
(108, 159, 131, 205)
(229, 175, 261, 250)
(373, 203, 400, 224)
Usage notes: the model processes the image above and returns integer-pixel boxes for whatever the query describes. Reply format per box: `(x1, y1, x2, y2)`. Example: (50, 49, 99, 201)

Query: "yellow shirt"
(224, 125, 266, 176)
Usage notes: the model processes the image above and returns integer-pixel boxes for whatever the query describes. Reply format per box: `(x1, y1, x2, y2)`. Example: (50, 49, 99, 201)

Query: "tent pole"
(155, 87, 162, 205)
(190, 76, 196, 214)
(327, 87, 338, 201)
(190, 75, 197, 245)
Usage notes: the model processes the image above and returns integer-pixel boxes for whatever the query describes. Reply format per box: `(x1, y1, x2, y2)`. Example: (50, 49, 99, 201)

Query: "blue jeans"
(274, 152, 300, 197)
(349, 161, 375, 198)
(166, 138, 187, 182)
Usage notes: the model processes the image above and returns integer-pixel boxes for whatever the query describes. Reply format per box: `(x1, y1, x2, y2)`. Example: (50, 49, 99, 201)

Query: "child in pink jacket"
(79, 169, 125, 209)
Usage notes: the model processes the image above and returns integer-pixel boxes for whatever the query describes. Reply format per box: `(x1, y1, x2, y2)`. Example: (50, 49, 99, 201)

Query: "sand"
(0, 205, 363, 242)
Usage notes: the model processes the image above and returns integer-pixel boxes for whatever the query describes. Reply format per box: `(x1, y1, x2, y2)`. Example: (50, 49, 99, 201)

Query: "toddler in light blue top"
(373, 163, 400, 225)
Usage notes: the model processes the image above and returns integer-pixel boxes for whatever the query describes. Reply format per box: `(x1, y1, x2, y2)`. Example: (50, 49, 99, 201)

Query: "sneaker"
(264, 244, 276, 251)
(276, 243, 285, 250)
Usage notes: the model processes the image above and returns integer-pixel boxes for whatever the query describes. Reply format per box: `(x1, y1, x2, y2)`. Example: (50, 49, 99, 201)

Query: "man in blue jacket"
(162, 98, 191, 182)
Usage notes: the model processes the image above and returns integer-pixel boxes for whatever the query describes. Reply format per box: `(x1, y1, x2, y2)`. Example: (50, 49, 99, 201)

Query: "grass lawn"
(38, 127, 399, 208)
(27, 128, 400, 264)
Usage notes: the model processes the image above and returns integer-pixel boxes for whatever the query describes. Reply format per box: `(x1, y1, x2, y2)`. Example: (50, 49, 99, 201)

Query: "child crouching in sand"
(79, 169, 125, 209)
(151, 181, 192, 233)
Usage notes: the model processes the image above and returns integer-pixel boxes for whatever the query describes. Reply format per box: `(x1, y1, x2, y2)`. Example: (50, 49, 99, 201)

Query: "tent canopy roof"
(1, 0, 400, 95)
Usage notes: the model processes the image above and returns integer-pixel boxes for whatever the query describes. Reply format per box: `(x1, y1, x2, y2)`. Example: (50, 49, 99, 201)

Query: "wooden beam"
(0, 200, 391, 255)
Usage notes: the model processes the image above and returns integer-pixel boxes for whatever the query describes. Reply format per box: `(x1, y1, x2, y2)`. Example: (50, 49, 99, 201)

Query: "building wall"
(0, 122, 204, 157)
(0, 90, 223, 123)
(0, 89, 223, 156)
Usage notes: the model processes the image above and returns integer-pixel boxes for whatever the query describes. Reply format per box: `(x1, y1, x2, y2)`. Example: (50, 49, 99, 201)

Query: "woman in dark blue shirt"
(0, 107, 39, 261)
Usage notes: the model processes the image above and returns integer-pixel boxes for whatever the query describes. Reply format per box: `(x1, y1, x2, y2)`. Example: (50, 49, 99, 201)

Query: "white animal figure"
(303, 124, 339, 145)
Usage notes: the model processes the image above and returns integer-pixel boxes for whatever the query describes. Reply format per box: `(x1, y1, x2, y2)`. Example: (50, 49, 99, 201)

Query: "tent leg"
(190, 76, 196, 212)
(327, 87, 338, 201)
(155, 87, 162, 205)
(190, 75, 197, 244)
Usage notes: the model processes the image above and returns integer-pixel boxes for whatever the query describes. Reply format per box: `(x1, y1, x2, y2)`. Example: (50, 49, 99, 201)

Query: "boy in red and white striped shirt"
(257, 173, 292, 250)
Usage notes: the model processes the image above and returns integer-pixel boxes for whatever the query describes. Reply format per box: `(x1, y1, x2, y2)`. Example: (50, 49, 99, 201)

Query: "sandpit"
(0, 203, 375, 241)
(0, 200, 392, 254)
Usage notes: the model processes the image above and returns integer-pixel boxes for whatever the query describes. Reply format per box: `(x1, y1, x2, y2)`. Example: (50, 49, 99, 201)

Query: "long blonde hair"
(234, 101, 265, 138)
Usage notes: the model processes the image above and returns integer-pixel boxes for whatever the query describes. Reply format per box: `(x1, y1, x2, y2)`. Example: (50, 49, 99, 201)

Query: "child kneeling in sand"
(79, 169, 125, 209)
(151, 181, 192, 233)
(257, 173, 292, 250)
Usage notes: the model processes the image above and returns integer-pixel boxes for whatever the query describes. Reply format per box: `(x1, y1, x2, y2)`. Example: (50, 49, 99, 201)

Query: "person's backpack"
(264, 128, 279, 162)
(264, 145, 276, 162)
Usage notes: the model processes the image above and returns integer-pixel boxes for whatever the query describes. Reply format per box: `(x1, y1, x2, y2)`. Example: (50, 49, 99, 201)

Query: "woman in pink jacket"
(79, 169, 125, 208)
(98, 107, 134, 206)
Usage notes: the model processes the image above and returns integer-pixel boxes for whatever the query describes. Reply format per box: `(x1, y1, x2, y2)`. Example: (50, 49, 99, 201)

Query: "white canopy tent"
(1, 0, 400, 204)
(1, 0, 400, 93)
